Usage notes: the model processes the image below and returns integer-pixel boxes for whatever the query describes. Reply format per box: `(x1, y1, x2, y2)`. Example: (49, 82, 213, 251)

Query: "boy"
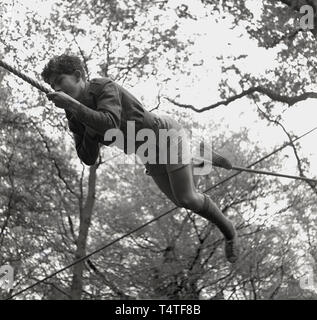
(41, 54, 239, 263)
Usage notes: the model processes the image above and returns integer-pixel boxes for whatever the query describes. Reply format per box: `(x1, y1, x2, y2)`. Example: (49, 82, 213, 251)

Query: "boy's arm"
(65, 110, 85, 135)
(74, 132, 100, 166)
(65, 110, 100, 166)
(69, 79, 122, 136)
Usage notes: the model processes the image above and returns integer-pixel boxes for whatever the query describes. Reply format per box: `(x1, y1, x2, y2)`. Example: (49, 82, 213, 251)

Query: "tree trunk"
(70, 165, 97, 299)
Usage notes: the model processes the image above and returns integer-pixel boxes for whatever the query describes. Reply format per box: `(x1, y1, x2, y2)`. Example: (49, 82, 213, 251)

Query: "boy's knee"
(176, 193, 204, 211)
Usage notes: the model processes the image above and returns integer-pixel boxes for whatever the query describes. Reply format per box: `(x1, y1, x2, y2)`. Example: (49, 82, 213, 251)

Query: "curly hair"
(41, 54, 86, 84)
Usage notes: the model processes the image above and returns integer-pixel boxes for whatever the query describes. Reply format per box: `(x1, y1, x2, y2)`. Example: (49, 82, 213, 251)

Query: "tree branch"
(256, 104, 317, 193)
(166, 86, 317, 112)
(29, 119, 79, 198)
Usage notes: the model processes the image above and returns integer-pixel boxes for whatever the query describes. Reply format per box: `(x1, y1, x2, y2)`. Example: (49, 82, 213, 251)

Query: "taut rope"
(0, 59, 51, 94)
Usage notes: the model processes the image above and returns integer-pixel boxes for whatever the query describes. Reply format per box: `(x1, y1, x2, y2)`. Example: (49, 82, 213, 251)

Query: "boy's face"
(49, 72, 83, 99)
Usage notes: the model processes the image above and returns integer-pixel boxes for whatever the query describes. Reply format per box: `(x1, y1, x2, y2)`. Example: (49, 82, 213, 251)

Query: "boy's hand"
(47, 91, 78, 111)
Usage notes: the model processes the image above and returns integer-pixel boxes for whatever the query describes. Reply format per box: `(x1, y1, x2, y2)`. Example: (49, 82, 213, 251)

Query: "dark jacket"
(65, 77, 158, 165)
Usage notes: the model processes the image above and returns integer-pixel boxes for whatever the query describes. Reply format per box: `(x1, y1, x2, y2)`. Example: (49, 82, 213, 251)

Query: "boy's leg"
(167, 165, 235, 239)
(167, 164, 239, 262)
(149, 170, 180, 207)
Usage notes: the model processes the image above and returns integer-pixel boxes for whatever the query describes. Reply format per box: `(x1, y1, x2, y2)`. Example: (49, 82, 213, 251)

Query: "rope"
(231, 165, 317, 184)
(193, 157, 317, 184)
(0, 59, 51, 94)
(7, 207, 176, 300)
(194, 126, 317, 183)
(6, 125, 317, 300)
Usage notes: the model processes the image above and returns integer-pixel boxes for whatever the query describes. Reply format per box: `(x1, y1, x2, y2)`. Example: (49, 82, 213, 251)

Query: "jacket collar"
(77, 81, 93, 103)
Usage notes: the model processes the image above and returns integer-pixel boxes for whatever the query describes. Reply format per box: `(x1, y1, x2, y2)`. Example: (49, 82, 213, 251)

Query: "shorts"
(143, 115, 192, 176)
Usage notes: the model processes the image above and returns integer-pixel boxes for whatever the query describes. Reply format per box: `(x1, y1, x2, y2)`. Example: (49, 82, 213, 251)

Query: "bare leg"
(150, 171, 180, 206)
(149, 165, 239, 262)
(167, 165, 236, 240)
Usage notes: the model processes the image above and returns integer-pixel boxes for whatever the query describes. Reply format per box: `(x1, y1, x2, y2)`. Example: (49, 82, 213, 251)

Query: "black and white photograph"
(0, 0, 317, 305)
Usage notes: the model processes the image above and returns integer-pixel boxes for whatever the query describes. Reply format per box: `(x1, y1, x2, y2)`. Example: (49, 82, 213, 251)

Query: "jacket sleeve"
(71, 79, 122, 136)
(65, 110, 100, 166)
